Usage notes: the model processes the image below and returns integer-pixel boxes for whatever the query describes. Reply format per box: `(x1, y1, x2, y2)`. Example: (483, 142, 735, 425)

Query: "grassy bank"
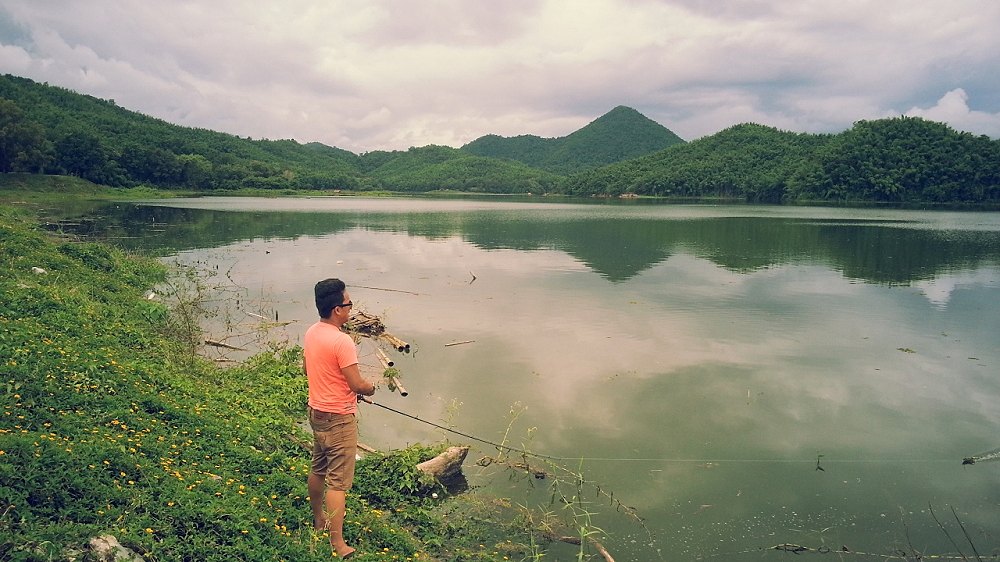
(0, 206, 543, 561)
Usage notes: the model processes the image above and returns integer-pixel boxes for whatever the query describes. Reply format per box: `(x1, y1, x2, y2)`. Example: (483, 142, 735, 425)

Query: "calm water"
(65, 197, 1000, 561)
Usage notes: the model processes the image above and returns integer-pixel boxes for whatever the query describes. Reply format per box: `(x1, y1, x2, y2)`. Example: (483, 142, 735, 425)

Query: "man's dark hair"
(315, 278, 346, 319)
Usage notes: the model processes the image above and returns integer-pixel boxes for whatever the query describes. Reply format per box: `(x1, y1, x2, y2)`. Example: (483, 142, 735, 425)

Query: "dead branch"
(476, 456, 547, 479)
(445, 340, 475, 347)
(353, 284, 421, 296)
(204, 339, 246, 351)
(545, 533, 615, 562)
(348, 311, 385, 336)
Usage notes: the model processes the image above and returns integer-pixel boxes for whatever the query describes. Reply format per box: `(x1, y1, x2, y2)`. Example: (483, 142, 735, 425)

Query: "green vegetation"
(3, 73, 999, 204)
(0, 208, 600, 561)
(367, 145, 563, 194)
(461, 105, 685, 174)
(565, 119, 1000, 204)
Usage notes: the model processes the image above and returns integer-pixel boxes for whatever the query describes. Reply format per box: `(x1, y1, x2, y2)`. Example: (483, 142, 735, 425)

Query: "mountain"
(0, 73, 366, 190)
(461, 105, 685, 174)
(3, 74, 997, 204)
(362, 144, 563, 194)
(563, 118, 1000, 204)
(0, 74, 659, 192)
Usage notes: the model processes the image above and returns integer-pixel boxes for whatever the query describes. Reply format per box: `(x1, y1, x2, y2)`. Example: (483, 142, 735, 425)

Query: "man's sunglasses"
(335, 301, 353, 309)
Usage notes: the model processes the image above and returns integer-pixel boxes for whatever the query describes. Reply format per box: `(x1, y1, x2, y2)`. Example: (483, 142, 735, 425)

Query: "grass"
(0, 204, 557, 561)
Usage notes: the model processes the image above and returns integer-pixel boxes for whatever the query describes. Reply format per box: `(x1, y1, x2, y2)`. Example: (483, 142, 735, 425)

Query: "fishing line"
(362, 399, 969, 466)
(363, 398, 567, 461)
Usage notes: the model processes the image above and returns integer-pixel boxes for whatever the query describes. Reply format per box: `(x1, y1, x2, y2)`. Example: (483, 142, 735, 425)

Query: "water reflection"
(58, 198, 1000, 561)
(65, 199, 1000, 285)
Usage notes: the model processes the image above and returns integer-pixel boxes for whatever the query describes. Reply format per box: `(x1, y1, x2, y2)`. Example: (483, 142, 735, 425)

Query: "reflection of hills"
(56, 204, 358, 254)
(459, 215, 1000, 283)
(68, 204, 1000, 284)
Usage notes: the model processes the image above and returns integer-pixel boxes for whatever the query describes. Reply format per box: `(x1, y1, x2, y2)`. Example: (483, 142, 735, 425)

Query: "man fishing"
(304, 278, 377, 559)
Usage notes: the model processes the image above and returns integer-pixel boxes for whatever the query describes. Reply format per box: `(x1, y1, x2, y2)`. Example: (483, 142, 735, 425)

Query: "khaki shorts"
(308, 407, 357, 491)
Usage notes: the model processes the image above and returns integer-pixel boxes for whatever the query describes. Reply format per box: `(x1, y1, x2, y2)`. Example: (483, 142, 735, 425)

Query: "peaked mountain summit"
(461, 105, 685, 174)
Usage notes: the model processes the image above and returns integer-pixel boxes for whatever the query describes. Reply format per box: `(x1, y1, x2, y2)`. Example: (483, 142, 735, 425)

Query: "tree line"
(2, 74, 999, 204)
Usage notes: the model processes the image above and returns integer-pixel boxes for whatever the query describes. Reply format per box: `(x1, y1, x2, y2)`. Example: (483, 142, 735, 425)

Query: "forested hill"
(0, 74, 366, 190)
(0, 74, 658, 193)
(2, 73, 999, 204)
(460, 105, 685, 174)
(565, 119, 1000, 204)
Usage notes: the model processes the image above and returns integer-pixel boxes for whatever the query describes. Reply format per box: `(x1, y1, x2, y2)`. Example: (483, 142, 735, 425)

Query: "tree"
(120, 145, 181, 185)
(0, 98, 54, 173)
(54, 130, 126, 186)
(177, 154, 213, 189)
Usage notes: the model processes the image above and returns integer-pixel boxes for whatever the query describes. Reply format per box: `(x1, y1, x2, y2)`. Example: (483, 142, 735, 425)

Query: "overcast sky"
(2, 1, 999, 153)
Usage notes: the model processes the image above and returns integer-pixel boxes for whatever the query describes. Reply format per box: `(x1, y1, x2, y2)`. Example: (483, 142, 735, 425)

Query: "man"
(303, 278, 376, 559)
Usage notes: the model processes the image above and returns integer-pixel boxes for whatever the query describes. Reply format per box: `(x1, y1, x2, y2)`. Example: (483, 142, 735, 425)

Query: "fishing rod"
(359, 396, 568, 461)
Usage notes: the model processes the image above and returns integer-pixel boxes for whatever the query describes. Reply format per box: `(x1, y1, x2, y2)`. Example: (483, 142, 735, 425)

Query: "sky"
(2, 1, 1000, 154)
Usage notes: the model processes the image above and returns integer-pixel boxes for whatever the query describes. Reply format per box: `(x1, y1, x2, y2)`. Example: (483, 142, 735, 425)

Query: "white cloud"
(1, 0, 999, 151)
(904, 89, 1000, 138)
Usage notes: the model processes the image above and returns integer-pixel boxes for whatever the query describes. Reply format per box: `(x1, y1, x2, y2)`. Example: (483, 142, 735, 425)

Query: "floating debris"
(346, 310, 412, 393)
(962, 446, 1000, 465)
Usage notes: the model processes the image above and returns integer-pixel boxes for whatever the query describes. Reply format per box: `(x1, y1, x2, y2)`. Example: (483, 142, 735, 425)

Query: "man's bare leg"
(307, 472, 327, 531)
(326, 489, 355, 558)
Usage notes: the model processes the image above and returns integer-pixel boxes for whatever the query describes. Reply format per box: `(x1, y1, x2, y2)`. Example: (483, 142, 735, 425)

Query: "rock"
(88, 535, 146, 562)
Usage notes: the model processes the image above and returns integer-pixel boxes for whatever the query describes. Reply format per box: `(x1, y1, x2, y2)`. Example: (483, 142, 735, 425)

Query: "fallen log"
(416, 446, 469, 483)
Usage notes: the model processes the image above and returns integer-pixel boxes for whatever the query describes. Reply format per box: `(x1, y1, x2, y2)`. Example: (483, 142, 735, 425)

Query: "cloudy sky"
(2, 1, 999, 153)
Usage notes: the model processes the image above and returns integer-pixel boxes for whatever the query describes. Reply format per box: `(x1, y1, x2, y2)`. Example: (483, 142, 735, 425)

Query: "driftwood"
(416, 446, 469, 483)
(353, 284, 421, 296)
(348, 311, 385, 336)
(348, 311, 410, 351)
(204, 339, 245, 351)
(546, 534, 615, 562)
(444, 340, 475, 347)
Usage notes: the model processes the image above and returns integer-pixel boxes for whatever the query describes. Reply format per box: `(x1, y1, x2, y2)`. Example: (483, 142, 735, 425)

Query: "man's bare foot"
(334, 546, 356, 559)
(313, 518, 326, 532)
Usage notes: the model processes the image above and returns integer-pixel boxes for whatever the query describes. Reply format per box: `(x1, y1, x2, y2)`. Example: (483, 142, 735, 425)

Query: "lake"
(59, 196, 1000, 561)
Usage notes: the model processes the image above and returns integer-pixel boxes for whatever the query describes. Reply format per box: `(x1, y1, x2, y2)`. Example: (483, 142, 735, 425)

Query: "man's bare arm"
(342, 363, 375, 395)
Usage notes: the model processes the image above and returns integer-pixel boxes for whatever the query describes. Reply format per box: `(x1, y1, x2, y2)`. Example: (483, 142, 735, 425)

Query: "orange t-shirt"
(304, 321, 360, 415)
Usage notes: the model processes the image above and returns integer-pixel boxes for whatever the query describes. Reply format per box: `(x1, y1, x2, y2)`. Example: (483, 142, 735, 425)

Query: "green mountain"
(363, 145, 562, 194)
(2, 73, 998, 204)
(0, 74, 367, 190)
(461, 105, 685, 174)
(0, 74, 619, 193)
(562, 119, 1000, 204)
